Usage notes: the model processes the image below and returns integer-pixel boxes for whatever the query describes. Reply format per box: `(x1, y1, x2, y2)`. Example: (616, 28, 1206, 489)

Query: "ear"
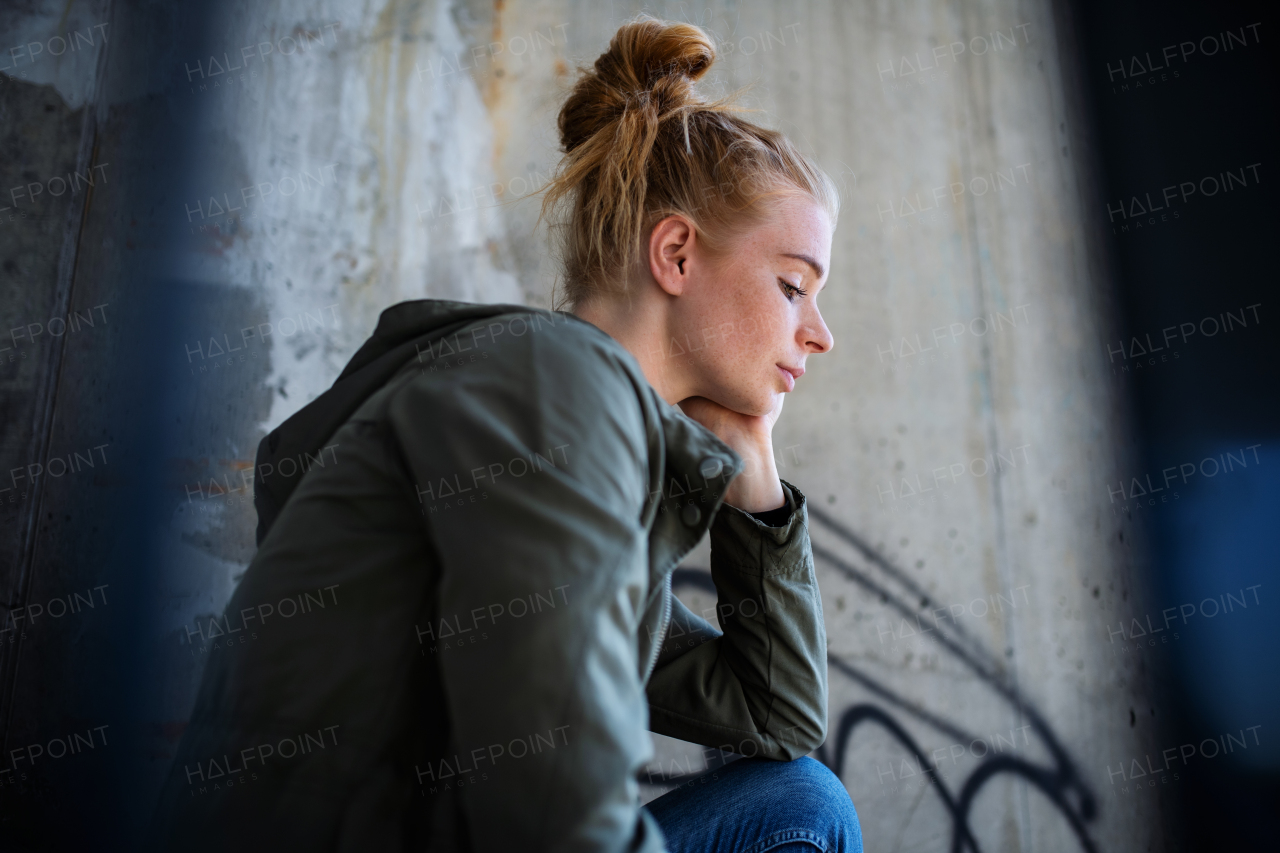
(647, 214, 695, 297)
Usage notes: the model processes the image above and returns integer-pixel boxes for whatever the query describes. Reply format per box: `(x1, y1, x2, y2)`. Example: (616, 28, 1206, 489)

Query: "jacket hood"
(252, 299, 553, 544)
(335, 299, 537, 383)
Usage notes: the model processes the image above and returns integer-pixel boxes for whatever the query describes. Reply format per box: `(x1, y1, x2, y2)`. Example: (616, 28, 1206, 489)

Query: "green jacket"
(150, 299, 828, 852)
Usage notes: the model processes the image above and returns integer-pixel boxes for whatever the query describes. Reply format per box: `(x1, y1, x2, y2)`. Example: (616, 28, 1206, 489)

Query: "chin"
(708, 378, 777, 417)
(739, 390, 780, 418)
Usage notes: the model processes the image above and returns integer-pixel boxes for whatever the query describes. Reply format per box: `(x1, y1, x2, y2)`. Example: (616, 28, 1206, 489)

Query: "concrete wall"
(0, 0, 1171, 849)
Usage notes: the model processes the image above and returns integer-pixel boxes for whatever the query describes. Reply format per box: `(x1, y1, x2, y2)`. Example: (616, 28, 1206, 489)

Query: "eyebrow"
(781, 252, 825, 281)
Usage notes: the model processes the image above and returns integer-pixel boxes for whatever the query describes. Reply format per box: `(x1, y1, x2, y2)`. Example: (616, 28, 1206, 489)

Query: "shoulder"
(484, 310, 642, 379)
(384, 309, 656, 509)
(419, 309, 650, 408)
(388, 309, 655, 451)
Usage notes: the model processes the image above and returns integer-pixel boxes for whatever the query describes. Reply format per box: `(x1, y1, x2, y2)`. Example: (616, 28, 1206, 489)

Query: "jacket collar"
(537, 306, 746, 574)
(644, 391, 746, 578)
(557, 307, 747, 568)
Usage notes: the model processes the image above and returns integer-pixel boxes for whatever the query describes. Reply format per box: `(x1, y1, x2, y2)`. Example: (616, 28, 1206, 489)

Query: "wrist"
(723, 442, 784, 513)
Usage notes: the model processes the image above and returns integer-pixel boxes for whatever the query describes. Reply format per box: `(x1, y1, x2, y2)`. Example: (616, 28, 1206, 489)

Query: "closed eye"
(778, 277, 809, 302)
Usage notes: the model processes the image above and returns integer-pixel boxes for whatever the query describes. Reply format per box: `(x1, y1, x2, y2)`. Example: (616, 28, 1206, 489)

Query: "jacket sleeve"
(386, 321, 667, 852)
(645, 479, 828, 760)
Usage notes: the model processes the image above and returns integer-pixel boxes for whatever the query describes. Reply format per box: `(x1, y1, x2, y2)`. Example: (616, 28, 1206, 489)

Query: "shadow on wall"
(660, 503, 1100, 853)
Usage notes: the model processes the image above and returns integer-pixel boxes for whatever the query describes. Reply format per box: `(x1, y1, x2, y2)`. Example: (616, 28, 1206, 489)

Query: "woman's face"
(673, 193, 835, 417)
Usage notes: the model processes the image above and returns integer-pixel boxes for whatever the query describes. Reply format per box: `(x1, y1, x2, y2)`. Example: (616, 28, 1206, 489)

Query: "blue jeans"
(645, 756, 863, 853)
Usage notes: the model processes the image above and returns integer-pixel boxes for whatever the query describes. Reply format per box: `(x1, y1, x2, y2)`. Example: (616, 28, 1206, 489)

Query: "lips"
(776, 364, 803, 391)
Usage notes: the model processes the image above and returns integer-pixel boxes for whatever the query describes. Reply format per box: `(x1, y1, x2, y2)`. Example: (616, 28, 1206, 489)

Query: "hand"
(677, 394, 786, 513)
(676, 393, 784, 448)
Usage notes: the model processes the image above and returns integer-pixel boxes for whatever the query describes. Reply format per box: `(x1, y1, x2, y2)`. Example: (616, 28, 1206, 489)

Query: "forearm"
(648, 481, 828, 759)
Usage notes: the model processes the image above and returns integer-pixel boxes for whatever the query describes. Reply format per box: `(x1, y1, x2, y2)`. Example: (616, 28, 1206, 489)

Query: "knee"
(777, 757, 863, 853)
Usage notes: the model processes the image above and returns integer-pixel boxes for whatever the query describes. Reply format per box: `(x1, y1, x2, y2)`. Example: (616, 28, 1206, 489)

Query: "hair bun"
(558, 17, 715, 153)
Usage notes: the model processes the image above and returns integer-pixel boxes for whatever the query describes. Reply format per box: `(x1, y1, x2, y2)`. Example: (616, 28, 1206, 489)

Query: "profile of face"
(651, 192, 836, 418)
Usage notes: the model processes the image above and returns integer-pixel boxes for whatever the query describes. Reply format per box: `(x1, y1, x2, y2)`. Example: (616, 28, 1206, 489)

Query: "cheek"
(689, 267, 787, 377)
(718, 281, 777, 343)
(709, 302, 762, 364)
(706, 308, 778, 383)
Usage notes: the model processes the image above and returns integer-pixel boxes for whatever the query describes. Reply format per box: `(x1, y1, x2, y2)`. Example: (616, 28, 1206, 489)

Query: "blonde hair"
(541, 15, 839, 311)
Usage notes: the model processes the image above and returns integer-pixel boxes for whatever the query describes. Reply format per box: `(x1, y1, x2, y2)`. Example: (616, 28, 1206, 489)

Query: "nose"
(802, 305, 834, 355)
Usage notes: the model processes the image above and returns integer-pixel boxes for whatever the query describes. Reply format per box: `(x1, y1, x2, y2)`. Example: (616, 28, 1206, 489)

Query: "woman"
(150, 15, 860, 853)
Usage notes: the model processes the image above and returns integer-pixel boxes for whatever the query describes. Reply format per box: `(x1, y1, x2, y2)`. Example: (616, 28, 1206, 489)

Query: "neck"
(571, 291, 691, 406)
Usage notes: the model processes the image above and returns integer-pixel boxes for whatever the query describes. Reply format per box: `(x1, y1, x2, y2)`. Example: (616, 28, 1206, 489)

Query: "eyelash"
(778, 278, 808, 302)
